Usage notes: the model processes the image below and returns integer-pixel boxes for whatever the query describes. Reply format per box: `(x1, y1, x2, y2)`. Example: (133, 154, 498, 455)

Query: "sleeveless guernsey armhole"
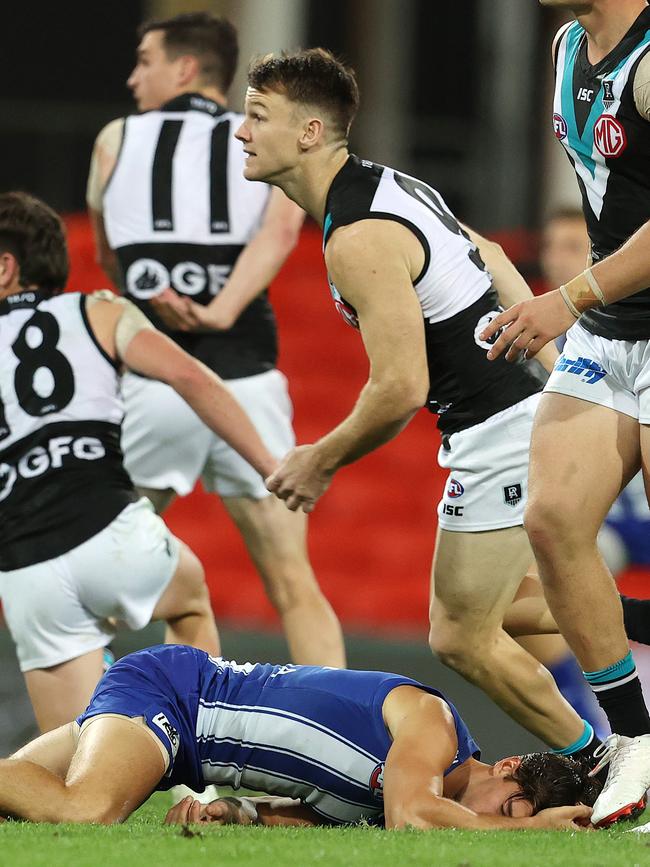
(79, 293, 121, 371)
(101, 117, 127, 202)
(633, 51, 650, 120)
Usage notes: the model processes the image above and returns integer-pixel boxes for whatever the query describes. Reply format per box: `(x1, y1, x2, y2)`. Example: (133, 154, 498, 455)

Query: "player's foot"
(626, 821, 650, 833)
(589, 733, 650, 828)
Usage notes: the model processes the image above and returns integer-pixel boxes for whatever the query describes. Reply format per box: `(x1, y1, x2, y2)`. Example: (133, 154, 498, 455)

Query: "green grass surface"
(1, 794, 649, 867)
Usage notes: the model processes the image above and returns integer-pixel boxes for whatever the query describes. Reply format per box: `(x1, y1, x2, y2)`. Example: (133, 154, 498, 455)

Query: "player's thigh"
(11, 722, 78, 778)
(72, 498, 181, 630)
(203, 369, 295, 500)
(24, 650, 105, 733)
(431, 525, 534, 629)
(222, 494, 309, 569)
(121, 372, 212, 497)
(151, 541, 208, 622)
(65, 716, 166, 823)
(527, 392, 640, 534)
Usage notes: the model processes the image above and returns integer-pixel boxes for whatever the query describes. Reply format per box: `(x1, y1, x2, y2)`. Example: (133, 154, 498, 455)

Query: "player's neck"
(0, 282, 39, 301)
(279, 147, 350, 227)
(443, 757, 486, 803)
(169, 84, 228, 108)
(579, 0, 647, 64)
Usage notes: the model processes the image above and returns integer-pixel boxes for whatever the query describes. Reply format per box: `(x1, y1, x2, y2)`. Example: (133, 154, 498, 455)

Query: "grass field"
(1, 793, 649, 867)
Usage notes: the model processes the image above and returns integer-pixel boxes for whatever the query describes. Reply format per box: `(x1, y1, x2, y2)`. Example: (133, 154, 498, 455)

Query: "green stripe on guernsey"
(557, 24, 650, 219)
(323, 212, 333, 249)
(560, 24, 629, 178)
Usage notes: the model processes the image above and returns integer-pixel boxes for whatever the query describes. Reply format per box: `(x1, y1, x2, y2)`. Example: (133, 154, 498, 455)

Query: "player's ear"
(177, 53, 200, 88)
(492, 756, 522, 777)
(298, 117, 325, 151)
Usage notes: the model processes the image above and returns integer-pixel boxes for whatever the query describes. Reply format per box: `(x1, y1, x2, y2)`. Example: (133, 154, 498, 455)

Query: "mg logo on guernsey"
(594, 115, 627, 158)
(553, 113, 568, 141)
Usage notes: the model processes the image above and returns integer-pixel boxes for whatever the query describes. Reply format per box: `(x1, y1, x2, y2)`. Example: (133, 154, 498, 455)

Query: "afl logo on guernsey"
(369, 762, 385, 800)
(447, 478, 464, 499)
(553, 113, 568, 141)
(594, 115, 627, 158)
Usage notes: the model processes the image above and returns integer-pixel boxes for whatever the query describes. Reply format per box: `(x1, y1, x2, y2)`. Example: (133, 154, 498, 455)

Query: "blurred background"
(2, 0, 649, 759)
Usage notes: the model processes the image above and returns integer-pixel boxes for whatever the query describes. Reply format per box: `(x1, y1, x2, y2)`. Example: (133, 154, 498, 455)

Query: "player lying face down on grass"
(0, 645, 599, 829)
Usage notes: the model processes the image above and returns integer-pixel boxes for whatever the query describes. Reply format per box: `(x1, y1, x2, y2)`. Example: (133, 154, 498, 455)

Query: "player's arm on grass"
(152, 189, 305, 332)
(266, 220, 429, 512)
(86, 293, 277, 480)
(478, 216, 650, 363)
(87, 119, 124, 289)
(381, 686, 590, 831)
(165, 794, 323, 827)
(462, 224, 558, 373)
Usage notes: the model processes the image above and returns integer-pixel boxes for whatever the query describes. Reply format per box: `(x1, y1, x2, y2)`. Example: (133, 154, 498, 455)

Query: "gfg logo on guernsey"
(447, 478, 465, 498)
(553, 113, 568, 140)
(594, 114, 627, 158)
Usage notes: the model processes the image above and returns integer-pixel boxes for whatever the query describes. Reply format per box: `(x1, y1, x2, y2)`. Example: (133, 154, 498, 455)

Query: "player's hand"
(529, 804, 593, 830)
(265, 445, 334, 513)
(478, 289, 575, 362)
(164, 796, 255, 826)
(149, 288, 199, 331)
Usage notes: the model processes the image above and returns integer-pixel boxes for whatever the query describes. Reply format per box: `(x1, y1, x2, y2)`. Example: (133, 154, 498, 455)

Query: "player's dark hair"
(139, 12, 239, 92)
(0, 192, 68, 295)
(248, 48, 360, 139)
(508, 753, 602, 813)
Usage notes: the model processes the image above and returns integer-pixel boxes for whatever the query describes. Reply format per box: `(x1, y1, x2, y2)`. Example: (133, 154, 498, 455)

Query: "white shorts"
(0, 498, 179, 672)
(121, 368, 295, 499)
(544, 321, 650, 423)
(437, 393, 540, 532)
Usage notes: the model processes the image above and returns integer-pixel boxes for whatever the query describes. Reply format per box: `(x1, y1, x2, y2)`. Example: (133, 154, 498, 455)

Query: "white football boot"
(589, 733, 650, 828)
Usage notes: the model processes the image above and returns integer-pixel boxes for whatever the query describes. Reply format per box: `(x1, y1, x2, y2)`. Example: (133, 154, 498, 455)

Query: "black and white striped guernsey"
(323, 156, 541, 436)
(103, 93, 277, 379)
(0, 291, 135, 570)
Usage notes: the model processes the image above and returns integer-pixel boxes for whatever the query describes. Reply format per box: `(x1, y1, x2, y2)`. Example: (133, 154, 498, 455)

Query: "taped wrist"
(221, 796, 259, 824)
(560, 269, 607, 315)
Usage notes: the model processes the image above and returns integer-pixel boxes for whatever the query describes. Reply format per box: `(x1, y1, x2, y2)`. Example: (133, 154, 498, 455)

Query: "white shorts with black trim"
(0, 498, 179, 672)
(437, 393, 540, 532)
(121, 368, 295, 499)
(544, 321, 650, 422)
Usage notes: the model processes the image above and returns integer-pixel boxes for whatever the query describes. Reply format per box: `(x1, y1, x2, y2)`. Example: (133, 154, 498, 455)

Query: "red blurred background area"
(65, 216, 648, 637)
(67, 216, 443, 637)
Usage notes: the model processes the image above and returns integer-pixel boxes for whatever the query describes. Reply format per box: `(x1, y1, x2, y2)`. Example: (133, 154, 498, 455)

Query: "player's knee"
(429, 619, 483, 675)
(524, 495, 585, 556)
(264, 567, 320, 614)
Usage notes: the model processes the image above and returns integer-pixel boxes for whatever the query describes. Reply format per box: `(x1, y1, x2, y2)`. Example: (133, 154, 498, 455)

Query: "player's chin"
(243, 161, 265, 182)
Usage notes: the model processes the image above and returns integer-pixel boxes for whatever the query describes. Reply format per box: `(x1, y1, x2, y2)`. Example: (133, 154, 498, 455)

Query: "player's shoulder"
(94, 117, 126, 150)
(325, 219, 408, 272)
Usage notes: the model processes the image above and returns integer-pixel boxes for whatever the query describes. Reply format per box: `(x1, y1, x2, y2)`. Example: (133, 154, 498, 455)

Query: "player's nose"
(234, 121, 249, 142)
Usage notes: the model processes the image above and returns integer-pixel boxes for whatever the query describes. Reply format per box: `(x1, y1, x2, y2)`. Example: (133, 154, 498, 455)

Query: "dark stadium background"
(2, 0, 649, 759)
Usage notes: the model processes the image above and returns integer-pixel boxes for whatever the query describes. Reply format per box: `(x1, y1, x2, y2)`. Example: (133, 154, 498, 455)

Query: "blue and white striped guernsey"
(78, 644, 480, 825)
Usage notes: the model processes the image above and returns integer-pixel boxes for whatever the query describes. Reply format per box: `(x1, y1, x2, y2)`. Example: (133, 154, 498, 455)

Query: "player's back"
(105, 645, 479, 824)
(0, 290, 134, 570)
(103, 94, 277, 378)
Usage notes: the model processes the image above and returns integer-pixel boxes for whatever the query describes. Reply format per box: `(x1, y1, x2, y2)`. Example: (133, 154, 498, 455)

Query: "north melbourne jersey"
(79, 644, 480, 825)
(322, 156, 540, 435)
(553, 9, 650, 339)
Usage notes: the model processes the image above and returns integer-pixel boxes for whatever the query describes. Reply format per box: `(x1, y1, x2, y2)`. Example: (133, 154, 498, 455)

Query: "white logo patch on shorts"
(151, 712, 180, 759)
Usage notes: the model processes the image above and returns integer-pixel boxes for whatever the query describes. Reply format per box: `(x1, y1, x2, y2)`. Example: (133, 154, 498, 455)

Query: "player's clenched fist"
(165, 796, 257, 825)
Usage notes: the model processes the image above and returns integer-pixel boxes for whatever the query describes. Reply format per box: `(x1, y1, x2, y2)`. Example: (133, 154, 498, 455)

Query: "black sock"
(621, 595, 650, 644)
(593, 676, 650, 738)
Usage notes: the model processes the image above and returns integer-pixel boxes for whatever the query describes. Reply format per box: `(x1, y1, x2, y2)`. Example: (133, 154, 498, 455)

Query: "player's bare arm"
(87, 119, 123, 288)
(86, 293, 277, 479)
(462, 224, 558, 372)
(382, 687, 590, 831)
(152, 189, 305, 332)
(266, 219, 429, 512)
(165, 794, 322, 827)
